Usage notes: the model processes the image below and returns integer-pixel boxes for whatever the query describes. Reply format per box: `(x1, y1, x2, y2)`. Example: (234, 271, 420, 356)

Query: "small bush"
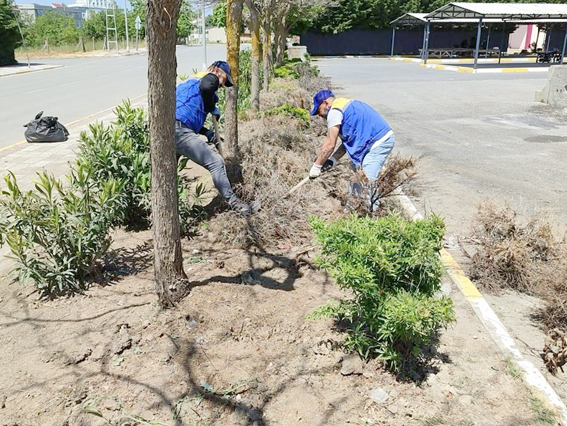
(77, 101, 206, 233)
(274, 58, 319, 80)
(0, 166, 124, 296)
(310, 214, 455, 371)
(263, 104, 310, 126)
(0, 101, 206, 296)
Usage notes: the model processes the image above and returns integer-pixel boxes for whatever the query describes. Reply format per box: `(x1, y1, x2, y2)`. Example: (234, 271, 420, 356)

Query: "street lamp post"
(124, 0, 130, 52)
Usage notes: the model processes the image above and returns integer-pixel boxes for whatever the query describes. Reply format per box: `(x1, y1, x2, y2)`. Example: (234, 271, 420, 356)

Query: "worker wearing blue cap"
(309, 90, 395, 192)
(175, 61, 257, 215)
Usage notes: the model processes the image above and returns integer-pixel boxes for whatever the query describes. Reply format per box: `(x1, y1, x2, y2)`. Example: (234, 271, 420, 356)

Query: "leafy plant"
(263, 104, 309, 126)
(77, 100, 206, 232)
(310, 214, 455, 371)
(0, 166, 124, 297)
(0, 101, 207, 296)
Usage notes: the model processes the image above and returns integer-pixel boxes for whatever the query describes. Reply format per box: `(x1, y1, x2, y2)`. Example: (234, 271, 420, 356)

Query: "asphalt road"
(0, 44, 226, 148)
(315, 57, 567, 234)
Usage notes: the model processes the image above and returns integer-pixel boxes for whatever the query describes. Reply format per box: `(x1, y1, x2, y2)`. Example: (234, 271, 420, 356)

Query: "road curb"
(0, 64, 63, 78)
(394, 191, 567, 425)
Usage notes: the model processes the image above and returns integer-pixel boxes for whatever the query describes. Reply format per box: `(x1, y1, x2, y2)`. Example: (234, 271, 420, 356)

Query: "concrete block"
(288, 45, 308, 62)
(535, 65, 567, 107)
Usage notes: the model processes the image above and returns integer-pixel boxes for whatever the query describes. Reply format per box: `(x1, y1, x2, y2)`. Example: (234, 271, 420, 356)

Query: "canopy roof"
(425, 2, 567, 20)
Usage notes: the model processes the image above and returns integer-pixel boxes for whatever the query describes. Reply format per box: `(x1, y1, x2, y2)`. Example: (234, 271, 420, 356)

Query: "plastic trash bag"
(23, 111, 69, 143)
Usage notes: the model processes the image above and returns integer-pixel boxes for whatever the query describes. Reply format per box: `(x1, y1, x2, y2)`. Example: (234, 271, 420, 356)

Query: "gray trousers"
(175, 121, 234, 201)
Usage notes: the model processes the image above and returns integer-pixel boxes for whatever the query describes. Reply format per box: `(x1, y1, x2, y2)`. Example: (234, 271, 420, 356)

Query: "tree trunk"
(262, 10, 271, 92)
(225, 0, 244, 155)
(245, 0, 260, 111)
(147, 0, 187, 308)
(274, 17, 286, 66)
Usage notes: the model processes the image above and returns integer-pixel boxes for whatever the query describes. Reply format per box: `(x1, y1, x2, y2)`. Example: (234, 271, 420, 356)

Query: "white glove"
(309, 163, 322, 179)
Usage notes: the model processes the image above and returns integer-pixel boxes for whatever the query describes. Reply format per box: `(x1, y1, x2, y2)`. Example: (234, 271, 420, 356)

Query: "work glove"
(321, 157, 336, 172)
(204, 129, 217, 146)
(309, 163, 322, 179)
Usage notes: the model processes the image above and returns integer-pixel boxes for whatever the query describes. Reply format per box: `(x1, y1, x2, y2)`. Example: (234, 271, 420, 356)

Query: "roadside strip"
(395, 191, 567, 425)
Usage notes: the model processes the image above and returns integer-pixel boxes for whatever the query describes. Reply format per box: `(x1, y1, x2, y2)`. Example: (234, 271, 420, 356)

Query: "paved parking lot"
(315, 57, 567, 236)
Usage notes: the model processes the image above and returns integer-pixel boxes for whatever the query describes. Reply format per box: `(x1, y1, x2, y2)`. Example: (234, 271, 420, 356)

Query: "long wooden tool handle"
(286, 176, 310, 197)
(212, 115, 223, 158)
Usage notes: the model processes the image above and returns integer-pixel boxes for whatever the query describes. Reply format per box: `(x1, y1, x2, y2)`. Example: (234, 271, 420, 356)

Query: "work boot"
(228, 195, 260, 216)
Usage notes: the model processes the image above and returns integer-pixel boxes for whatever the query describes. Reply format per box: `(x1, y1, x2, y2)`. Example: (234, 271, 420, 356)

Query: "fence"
(300, 29, 509, 56)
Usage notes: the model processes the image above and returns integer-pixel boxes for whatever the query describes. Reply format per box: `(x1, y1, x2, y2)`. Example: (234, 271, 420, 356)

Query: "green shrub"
(0, 166, 124, 296)
(0, 101, 206, 296)
(263, 104, 309, 126)
(77, 101, 206, 232)
(274, 58, 319, 80)
(310, 214, 455, 370)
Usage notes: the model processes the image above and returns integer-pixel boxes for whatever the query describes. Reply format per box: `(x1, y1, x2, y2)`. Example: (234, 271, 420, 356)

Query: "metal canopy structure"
(391, 3, 567, 70)
(425, 2, 567, 20)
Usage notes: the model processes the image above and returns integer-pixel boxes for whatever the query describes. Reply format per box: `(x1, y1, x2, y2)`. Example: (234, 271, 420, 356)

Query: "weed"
(310, 214, 455, 371)
(529, 395, 557, 424)
(505, 356, 523, 379)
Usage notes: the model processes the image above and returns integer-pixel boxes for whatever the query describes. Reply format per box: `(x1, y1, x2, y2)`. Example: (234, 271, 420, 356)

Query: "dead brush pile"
(468, 201, 567, 331)
(208, 78, 338, 247)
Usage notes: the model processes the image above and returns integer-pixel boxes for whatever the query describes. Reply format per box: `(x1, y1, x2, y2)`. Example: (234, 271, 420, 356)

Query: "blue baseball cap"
(310, 90, 334, 115)
(211, 60, 233, 87)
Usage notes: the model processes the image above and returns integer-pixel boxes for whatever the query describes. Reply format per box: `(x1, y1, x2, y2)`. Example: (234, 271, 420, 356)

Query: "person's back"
(333, 98, 391, 167)
(176, 73, 208, 133)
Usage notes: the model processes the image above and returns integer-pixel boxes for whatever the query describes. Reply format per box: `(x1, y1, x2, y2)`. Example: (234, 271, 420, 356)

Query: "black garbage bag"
(23, 111, 69, 143)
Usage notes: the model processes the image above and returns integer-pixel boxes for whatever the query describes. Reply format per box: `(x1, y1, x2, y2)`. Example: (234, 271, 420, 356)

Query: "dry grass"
(468, 201, 567, 359)
(332, 154, 419, 217)
(468, 202, 562, 293)
(207, 74, 417, 248)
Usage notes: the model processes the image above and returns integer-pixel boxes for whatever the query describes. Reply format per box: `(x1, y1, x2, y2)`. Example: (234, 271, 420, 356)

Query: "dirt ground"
(0, 180, 552, 426)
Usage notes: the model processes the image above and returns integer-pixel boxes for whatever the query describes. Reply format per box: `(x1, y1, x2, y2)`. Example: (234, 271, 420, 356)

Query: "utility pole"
(135, 15, 141, 51)
(202, 0, 207, 69)
(124, 0, 130, 52)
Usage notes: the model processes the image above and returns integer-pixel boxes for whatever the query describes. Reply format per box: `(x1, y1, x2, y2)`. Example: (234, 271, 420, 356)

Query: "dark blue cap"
(311, 90, 335, 115)
(212, 60, 234, 87)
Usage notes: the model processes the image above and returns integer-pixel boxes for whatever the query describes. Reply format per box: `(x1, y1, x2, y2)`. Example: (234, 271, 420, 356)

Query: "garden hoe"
(285, 175, 310, 197)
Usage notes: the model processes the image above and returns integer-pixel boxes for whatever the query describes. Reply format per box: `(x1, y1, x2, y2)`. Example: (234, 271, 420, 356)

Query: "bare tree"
(147, 0, 187, 308)
(225, 0, 245, 154)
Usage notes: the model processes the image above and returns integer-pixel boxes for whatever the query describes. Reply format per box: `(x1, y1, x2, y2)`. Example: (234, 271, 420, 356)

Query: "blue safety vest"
(331, 98, 391, 167)
(175, 72, 210, 133)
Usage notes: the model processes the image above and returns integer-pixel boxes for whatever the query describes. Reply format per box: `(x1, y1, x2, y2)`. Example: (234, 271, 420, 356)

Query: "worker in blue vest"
(175, 60, 258, 215)
(308, 89, 395, 210)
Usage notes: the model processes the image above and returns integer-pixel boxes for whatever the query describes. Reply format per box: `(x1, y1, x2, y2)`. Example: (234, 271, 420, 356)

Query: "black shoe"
(228, 196, 261, 216)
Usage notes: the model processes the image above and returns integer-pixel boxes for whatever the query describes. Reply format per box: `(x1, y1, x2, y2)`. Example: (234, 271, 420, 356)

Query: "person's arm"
(315, 125, 340, 166)
(309, 125, 340, 179)
(199, 73, 219, 113)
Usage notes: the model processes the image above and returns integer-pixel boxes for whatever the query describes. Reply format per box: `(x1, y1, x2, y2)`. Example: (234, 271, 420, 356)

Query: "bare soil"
(0, 207, 548, 426)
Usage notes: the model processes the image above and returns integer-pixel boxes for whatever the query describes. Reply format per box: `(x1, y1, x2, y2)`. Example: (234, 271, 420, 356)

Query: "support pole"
(423, 22, 431, 64)
(499, 22, 506, 64)
(202, 0, 207, 70)
(474, 18, 483, 71)
(546, 25, 552, 52)
(421, 23, 427, 60)
(391, 26, 396, 56)
(561, 24, 567, 64)
(485, 24, 491, 58)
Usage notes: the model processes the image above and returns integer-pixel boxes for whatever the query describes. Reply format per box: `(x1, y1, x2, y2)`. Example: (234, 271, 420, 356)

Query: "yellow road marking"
(440, 248, 482, 300)
(502, 68, 529, 73)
